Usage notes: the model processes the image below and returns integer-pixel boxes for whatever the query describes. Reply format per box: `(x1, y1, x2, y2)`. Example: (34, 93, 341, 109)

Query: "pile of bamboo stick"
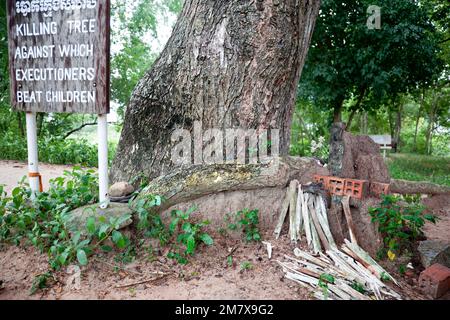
(274, 180, 401, 300)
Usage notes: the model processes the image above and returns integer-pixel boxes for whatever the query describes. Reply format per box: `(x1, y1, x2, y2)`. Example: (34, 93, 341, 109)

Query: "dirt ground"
(0, 230, 431, 301)
(0, 160, 448, 300)
(0, 231, 314, 300)
(0, 160, 76, 195)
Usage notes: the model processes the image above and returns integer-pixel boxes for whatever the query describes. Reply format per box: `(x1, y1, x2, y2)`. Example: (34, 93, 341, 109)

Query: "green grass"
(387, 153, 450, 187)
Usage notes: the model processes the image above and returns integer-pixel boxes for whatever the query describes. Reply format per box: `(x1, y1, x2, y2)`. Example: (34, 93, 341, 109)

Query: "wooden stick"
(315, 195, 337, 249)
(289, 180, 299, 243)
(341, 195, 358, 244)
(308, 196, 331, 251)
(343, 240, 398, 286)
(293, 248, 328, 269)
(274, 180, 297, 239)
(295, 184, 303, 240)
(115, 274, 170, 288)
(308, 196, 322, 253)
(262, 241, 272, 259)
(299, 187, 313, 247)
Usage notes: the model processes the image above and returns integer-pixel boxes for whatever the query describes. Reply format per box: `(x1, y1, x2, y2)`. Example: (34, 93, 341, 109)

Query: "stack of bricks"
(313, 175, 390, 199)
(419, 263, 450, 299)
(313, 175, 367, 199)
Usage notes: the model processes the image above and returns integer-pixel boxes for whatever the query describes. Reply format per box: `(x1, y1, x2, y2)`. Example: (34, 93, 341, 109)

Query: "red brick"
(328, 177, 345, 196)
(418, 263, 450, 299)
(313, 175, 329, 189)
(343, 178, 367, 199)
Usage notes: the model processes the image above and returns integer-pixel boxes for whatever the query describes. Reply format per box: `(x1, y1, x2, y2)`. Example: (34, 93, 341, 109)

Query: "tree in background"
(293, 0, 446, 156)
(111, 0, 183, 122)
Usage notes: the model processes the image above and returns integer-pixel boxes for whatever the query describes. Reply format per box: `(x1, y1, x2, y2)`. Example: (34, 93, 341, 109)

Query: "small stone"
(109, 182, 135, 197)
(418, 240, 450, 269)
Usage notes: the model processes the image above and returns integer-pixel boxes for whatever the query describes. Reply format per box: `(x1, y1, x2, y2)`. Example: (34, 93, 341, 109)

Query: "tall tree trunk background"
(413, 89, 424, 151)
(426, 91, 439, 155)
(393, 104, 403, 153)
(111, 0, 321, 183)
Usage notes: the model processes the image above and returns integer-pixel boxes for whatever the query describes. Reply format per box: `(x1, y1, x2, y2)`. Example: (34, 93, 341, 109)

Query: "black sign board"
(7, 0, 110, 114)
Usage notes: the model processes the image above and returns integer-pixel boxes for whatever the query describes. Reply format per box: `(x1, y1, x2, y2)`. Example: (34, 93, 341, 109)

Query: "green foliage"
(224, 209, 261, 242)
(167, 206, 213, 264)
(350, 281, 366, 294)
(318, 273, 335, 299)
(134, 194, 168, 245)
(134, 196, 214, 265)
(300, 0, 442, 119)
(0, 167, 132, 293)
(227, 255, 233, 267)
(387, 153, 450, 187)
(240, 261, 253, 271)
(0, 132, 116, 167)
(30, 272, 54, 295)
(110, 0, 182, 120)
(369, 194, 437, 260)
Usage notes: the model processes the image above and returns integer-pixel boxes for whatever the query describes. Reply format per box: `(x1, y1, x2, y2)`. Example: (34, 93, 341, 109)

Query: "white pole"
(25, 112, 40, 197)
(98, 114, 109, 209)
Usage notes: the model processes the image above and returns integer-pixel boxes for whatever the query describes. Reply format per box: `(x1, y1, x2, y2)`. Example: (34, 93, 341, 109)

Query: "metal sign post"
(7, 1, 111, 208)
(25, 112, 41, 197)
(98, 114, 109, 209)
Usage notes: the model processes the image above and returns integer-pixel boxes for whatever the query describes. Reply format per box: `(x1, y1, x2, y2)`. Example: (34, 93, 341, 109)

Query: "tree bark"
(347, 87, 366, 130)
(333, 102, 343, 123)
(390, 179, 450, 195)
(413, 89, 424, 151)
(111, 0, 321, 183)
(426, 91, 439, 155)
(134, 156, 328, 212)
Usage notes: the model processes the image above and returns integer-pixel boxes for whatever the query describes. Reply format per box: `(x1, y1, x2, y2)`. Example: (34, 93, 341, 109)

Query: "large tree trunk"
(111, 0, 321, 183)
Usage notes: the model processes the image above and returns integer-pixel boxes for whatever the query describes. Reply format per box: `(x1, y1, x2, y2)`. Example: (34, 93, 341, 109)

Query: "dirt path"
(0, 233, 311, 300)
(0, 160, 75, 195)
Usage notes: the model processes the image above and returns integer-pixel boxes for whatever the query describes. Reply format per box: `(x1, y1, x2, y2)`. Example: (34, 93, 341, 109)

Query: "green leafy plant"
(0, 167, 132, 292)
(134, 194, 169, 245)
(167, 206, 213, 264)
(227, 255, 233, 267)
(30, 272, 55, 295)
(350, 281, 366, 294)
(318, 273, 335, 299)
(224, 208, 261, 242)
(240, 261, 253, 271)
(369, 194, 437, 260)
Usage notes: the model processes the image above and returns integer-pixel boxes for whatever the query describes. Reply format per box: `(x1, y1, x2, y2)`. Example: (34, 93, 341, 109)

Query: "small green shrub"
(0, 167, 131, 292)
(369, 194, 437, 260)
(224, 208, 261, 242)
(134, 194, 168, 245)
(318, 273, 335, 299)
(240, 261, 253, 271)
(167, 206, 213, 264)
(134, 197, 214, 265)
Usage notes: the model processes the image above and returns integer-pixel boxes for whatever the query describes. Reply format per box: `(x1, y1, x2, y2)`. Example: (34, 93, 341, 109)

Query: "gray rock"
(418, 240, 450, 268)
(65, 202, 133, 234)
(109, 182, 135, 197)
